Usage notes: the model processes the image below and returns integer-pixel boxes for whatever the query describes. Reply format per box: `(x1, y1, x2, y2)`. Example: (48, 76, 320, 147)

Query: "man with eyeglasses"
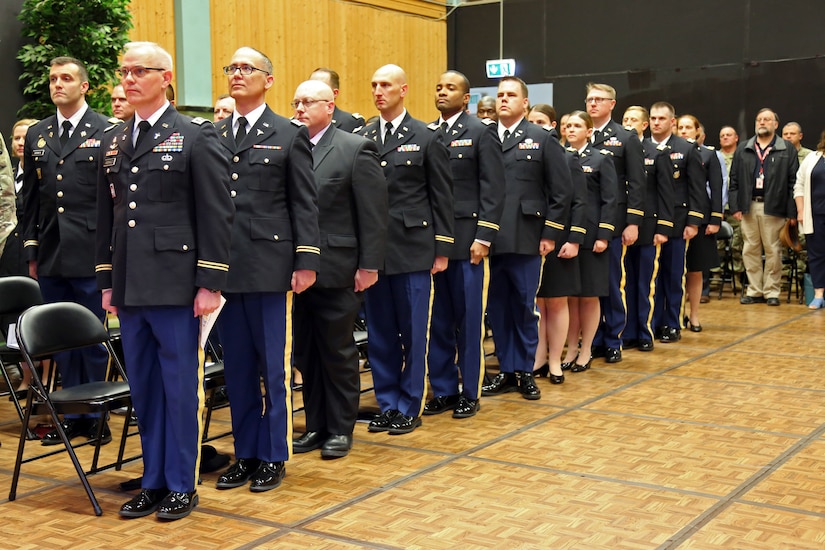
(21, 56, 112, 447)
(97, 41, 234, 520)
(290, 79, 387, 458)
(309, 68, 365, 133)
(358, 64, 453, 435)
(211, 47, 319, 491)
(584, 83, 645, 363)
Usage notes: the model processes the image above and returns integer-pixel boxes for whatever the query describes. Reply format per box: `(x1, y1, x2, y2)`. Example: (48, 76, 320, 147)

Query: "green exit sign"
(486, 59, 516, 78)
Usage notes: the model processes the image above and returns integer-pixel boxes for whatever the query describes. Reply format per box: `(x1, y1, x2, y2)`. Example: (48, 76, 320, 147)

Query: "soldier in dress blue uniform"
(359, 64, 454, 435)
(21, 56, 112, 446)
(212, 48, 320, 490)
(97, 42, 234, 521)
(424, 70, 504, 419)
(481, 76, 573, 401)
(309, 68, 365, 133)
(648, 102, 706, 344)
(584, 83, 646, 364)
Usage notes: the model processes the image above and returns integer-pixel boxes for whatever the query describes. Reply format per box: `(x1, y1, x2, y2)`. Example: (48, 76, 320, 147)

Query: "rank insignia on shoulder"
(191, 117, 209, 125)
(104, 124, 120, 133)
(705, 145, 715, 150)
(481, 118, 495, 125)
(566, 146, 577, 153)
(108, 117, 123, 125)
(351, 126, 363, 133)
(624, 126, 634, 132)
(600, 148, 613, 155)
(657, 143, 668, 151)
(290, 118, 303, 127)
(427, 122, 440, 131)
(352, 112, 363, 119)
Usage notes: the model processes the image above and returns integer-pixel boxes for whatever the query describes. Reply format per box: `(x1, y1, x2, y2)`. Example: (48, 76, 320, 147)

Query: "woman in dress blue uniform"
(677, 115, 722, 331)
(561, 111, 618, 372)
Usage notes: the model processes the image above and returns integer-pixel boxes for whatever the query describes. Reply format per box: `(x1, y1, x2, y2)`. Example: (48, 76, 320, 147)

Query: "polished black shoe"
(119, 488, 169, 518)
(481, 372, 519, 396)
(368, 409, 400, 432)
(571, 356, 593, 373)
(605, 348, 623, 363)
(590, 345, 606, 359)
(87, 419, 112, 446)
(740, 295, 765, 305)
(249, 461, 286, 493)
(533, 363, 549, 377)
(216, 458, 261, 489)
(423, 394, 460, 415)
(292, 431, 327, 453)
(120, 476, 143, 492)
(41, 419, 89, 446)
(320, 434, 353, 459)
(518, 371, 541, 400)
(388, 414, 422, 435)
(560, 353, 579, 371)
(156, 491, 198, 520)
(688, 322, 702, 332)
(660, 326, 681, 343)
(638, 340, 654, 352)
(766, 297, 780, 306)
(452, 396, 480, 418)
(622, 339, 639, 349)
(548, 368, 565, 384)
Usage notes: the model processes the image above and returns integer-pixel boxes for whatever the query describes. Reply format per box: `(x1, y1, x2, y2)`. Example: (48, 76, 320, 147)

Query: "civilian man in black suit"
(97, 41, 234, 520)
(212, 47, 320, 491)
(425, 70, 504, 418)
(309, 68, 365, 133)
(22, 56, 112, 445)
(290, 79, 387, 458)
(359, 64, 454, 435)
(481, 76, 572, 401)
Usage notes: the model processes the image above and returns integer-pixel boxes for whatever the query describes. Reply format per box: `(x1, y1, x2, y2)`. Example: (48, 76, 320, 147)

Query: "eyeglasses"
(116, 66, 165, 79)
(290, 98, 329, 109)
(223, 64, 270, 76)
(585, 97, 612, 105)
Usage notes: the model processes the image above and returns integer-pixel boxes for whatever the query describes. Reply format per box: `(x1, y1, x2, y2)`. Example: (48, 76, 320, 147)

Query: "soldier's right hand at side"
(102, 289, 118, 316)
(28, 260, 37, 280)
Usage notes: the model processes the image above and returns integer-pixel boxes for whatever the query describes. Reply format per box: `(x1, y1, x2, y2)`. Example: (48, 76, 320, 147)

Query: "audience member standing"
(794, 129, 825, 309)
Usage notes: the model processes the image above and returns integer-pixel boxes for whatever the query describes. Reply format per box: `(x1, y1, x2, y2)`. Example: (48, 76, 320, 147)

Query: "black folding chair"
(0, 276, 43, 429)
(9, 302, 133, 516)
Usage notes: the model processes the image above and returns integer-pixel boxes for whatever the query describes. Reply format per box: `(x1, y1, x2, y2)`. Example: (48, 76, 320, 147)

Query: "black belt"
(752, 197, 764, 202)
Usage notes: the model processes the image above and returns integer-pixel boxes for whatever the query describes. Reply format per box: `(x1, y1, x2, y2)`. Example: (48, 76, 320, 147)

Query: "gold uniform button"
(57, 207, 65, 213)
(264, 158, 270, 164)
(423, 221, 428, 226)
(233, 156, 240, 163)
(536, 211, 541, 216)
(458, 154, 463, 159)
(527, 155, 532, 160)
(273, 235, 279, 240)
(130, 184, 137, 191)
(58, 159, 64, 165)
(88, 156, 94, 161)
(163, 165, 169, 171)
(472, 213, 478, 218)
(56, 191, 64, 198)
(182, 245, 189, 251)
(56, 174, 63, 181)
(381, 160, 387, 167)
(131, 166, 139, 173)
(406, 160, 412, 165)
(231, 173, 239, 181)
(129, 202, 136, 209)
(128, 220, 136, 228)
(230, 190, 237, 198)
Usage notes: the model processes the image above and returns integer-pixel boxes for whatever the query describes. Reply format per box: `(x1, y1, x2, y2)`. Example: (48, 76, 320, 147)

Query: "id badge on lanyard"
(756, 145, 771, 190)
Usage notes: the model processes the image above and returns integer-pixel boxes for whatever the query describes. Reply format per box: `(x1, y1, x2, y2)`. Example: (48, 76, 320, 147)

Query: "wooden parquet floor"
(0, 287, 824, 549)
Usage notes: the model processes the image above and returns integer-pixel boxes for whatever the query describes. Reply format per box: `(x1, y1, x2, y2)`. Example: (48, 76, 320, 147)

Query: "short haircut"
(216, 93, 232, 100)
(123, 42, 173, 72)
(650, 101, 676, 118)
(478, 95, 496, 107)
(499, 76, 528, 97)
(756, 107, 779, 124)
(624, 105, 649, 122)
(678, 114, 701, 131)
(784, 121, 802, 133)
(443, 70, 471, 94)
(585, 82, 616, 100)
(567, 110, 593, 129)
(720, 125, 738, 135)
(50, 56, 88, 83)
(530, 103, 556, 124)
(312, 67, 340, 90)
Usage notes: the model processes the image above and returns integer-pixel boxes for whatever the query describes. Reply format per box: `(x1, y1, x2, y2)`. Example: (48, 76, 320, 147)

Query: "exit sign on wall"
(486, 59, 516, 78)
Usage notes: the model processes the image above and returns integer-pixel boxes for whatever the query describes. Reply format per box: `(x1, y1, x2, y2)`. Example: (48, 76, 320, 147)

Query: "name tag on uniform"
(644, 158, 655, 166)
(32, 149, 45, 157)
(582, 165, 593, 173)
(103, 156, 117, 168)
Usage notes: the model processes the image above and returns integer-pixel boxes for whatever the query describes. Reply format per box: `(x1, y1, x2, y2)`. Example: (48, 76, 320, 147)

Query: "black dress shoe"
(605, 348, 622, 363)
(423, 394, 460, 415)
(388, 414, 422, 435)
(660, 326, 681, 343)
(533, 363, 549, 377)
(766, 297, 780, 306)
(481, 372, 519, 396)
(120, 476, 143, 492)
(590, 345, 606, 359)
(321, 434, 352, 459)
(688, 322, 702, 332)
(41, 419, 89, 446)
(216, 458, 261, 489)
(156, 491, 198, 520)
(119, 488, 169, 518)
(571, 356, 593, 372)
(87, 419, 112, 446)
(638, 340, 654, 352)
(249, 461, 285, 492)
(452, 396, 480, 418)
(518, 371, 541, 400)
(561, 353, 579, 371)
(368, 409, 400, 432)
(549, 370, 565, 384)
(622, 339, 639, 349)
(200, 444, 230, 473)
(740, 295, 765, 304)
(292, 431, 328, 453)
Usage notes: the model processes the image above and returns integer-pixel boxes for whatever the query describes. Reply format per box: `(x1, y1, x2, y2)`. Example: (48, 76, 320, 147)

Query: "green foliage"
(17, 0, 133, 119)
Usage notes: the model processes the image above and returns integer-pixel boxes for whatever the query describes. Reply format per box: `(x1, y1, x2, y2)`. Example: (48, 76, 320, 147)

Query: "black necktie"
(235, 116, 248, 145)
(135, 120, 151, 149)
(502, 129, 510, 143)
(383, 121, 393, 145)
(592, 129, 601, 143)
(60, 121, 72, 148)
(441, 121, 449, 134)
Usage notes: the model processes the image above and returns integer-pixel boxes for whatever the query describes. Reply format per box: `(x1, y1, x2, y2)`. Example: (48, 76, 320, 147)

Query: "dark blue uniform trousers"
(624, 243, 661, 343)
(217, 292, 291, 463)
(118, 305, 202, 493)
(654, 237, 687, 330)
(487, 253, 541, 374)
(365, 270, 432, 418)
(594, 238, 628, 350)
(428, 258, 488, 401)
(38, 275, 108, 419)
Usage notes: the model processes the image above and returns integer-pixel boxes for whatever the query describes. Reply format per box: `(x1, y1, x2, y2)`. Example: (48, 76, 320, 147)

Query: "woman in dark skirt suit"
(560, 111, 617, 373)
(677, 115, 722, 331)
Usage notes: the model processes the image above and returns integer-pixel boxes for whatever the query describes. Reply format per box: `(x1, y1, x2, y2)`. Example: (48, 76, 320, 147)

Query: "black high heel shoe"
(570, 356, 592, 373)
(534, 363, 549, 377)
(684, 315, 702, 332)
(549, 370, 565, 384)
(560, 353, 579, 371)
